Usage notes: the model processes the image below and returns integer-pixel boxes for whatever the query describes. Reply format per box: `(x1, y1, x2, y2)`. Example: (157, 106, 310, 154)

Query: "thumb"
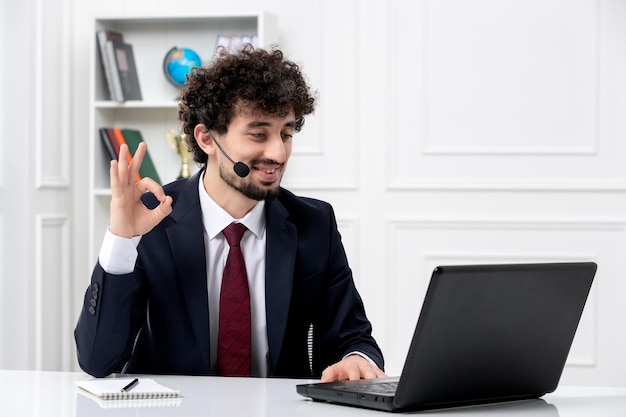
(153, 195, 173, 221)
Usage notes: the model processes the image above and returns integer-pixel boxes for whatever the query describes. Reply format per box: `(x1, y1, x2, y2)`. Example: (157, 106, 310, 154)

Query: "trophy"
(167, 129, 192, 179)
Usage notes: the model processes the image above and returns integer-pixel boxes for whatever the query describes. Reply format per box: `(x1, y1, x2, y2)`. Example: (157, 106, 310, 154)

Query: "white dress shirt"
(197, 179, 270, 377)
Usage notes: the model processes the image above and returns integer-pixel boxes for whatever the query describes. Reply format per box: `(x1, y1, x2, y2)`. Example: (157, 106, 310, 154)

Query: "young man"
(75, 45, 385, 381)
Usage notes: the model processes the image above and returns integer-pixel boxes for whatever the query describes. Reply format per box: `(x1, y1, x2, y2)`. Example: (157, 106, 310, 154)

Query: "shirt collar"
(198, 173, 266, 240)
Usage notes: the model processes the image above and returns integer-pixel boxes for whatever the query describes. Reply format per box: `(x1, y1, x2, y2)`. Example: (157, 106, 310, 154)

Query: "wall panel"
(280, 0, 361, 190)
(383, 218, 625, 385)
(387, 0, 626, 190)
(36, 215, 71, 371)
(36, 0, 70, 188)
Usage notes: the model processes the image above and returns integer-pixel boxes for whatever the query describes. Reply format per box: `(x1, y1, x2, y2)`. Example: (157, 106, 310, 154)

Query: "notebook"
(297, 262, 596, 412)
(76, 377, 181, 401)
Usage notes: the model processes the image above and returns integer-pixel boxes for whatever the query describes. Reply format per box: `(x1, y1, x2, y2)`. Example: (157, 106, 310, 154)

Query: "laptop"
(297, 262, 596, 412)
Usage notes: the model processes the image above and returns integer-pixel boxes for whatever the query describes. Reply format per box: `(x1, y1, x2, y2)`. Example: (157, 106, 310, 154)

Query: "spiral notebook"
(76, 378, 181, 401)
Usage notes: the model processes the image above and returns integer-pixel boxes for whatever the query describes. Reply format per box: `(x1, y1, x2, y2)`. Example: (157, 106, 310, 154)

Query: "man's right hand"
(109, 143, 173, 238)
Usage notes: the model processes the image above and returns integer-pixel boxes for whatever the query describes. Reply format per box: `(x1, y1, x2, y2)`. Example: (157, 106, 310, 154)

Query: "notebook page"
(75, 378, 181, 400)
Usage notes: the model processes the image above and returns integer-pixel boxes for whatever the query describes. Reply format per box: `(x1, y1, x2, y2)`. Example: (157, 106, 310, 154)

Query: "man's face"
(216, 108, 296, 201)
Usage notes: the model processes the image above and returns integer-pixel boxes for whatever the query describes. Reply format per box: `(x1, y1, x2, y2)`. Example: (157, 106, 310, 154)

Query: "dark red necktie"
(217, 222, 252, 376)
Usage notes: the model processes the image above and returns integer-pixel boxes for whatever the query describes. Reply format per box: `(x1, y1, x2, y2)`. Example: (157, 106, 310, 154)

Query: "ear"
(194, 124, 216, 156)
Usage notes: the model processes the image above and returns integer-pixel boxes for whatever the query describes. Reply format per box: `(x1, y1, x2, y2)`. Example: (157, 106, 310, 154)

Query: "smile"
(252, 163, 282, 183)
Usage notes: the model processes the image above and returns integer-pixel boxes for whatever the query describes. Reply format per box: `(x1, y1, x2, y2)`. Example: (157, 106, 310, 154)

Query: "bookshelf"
(89, 13, 278, 260)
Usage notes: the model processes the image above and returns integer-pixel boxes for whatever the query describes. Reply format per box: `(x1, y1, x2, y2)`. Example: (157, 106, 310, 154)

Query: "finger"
(155, 195, 173, 219)
(320, 366, 340, 383)
(359, 364, 385, 380)
(110, 159, 120, 193)
(346, 365, 361, 381)
(134, 176, 165, 197)
(130, 142, 147, 173)
(118, 144, 131, 183)
(358, 365, 377, 380)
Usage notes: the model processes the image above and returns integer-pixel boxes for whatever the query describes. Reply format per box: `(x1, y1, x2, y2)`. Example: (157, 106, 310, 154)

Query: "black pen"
(120, 378, 139, 393)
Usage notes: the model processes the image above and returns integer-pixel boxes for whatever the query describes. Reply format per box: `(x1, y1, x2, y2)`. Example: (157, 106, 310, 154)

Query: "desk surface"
(1, 370, 625, 416)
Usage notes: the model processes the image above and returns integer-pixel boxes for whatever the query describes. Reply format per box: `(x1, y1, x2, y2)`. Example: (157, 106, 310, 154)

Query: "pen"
(120, 378, 139, 393)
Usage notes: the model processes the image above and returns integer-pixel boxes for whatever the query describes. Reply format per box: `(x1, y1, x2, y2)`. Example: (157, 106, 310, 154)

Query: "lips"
(253, 164, 281, 182)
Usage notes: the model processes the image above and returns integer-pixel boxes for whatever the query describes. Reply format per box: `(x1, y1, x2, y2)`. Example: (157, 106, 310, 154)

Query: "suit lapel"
(164, 173, 211, 370)
(265, 197, 297, 371)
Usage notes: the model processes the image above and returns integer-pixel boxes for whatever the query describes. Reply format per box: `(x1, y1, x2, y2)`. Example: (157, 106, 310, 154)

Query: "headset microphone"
(232, 161, 251, 178)
(206, 131, 251, 178)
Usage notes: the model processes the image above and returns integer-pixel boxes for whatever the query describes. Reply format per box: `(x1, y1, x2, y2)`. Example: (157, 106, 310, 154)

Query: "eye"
(281, 132, 294, 141)
(250, 132, 266, 140)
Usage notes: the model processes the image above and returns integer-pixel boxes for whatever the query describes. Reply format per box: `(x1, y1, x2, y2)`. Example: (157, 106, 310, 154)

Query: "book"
(75, 377, 181, 401)
(96, 30, 124, 102)
(111, 41, 142, 101)
(99, 127, 116, 160)
(105, 127, 121, 158)
(121, 128, 162, 184)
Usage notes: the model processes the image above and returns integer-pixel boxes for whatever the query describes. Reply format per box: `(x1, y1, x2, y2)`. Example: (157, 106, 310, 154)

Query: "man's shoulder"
(271, 188, 336, 229)
(275, 187, 332, 213)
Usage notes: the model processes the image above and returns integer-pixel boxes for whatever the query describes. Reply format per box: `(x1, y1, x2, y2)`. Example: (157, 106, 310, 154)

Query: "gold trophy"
(167, 129, 192, 179)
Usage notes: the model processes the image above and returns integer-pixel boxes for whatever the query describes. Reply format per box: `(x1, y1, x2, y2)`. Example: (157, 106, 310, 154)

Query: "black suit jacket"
(75, 170, 383, 378)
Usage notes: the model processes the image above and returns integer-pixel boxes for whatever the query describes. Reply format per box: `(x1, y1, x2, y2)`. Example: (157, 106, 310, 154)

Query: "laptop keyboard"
(337, 381, 398, 395)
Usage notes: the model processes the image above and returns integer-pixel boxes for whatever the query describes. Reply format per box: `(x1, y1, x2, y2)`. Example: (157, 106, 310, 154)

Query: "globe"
(163, 47, 202, 87)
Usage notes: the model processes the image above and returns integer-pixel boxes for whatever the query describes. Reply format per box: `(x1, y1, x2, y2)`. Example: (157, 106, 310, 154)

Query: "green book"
(121, 128, 162, 185)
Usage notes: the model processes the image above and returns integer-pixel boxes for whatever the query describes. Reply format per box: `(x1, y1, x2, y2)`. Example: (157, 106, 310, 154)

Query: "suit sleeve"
(74, 262, 147, 377)
(317, 207, 385, 371)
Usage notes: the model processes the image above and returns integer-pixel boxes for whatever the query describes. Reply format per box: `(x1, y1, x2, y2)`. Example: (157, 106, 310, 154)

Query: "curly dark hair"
(177, 44, 317, 165)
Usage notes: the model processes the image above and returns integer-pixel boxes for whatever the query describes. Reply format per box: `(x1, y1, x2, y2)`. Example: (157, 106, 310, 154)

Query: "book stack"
(96, 30, 143, 102)
(100, 127, 161, 184)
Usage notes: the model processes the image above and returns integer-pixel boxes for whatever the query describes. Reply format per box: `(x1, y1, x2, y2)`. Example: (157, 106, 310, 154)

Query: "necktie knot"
(223, 222, 247, 248)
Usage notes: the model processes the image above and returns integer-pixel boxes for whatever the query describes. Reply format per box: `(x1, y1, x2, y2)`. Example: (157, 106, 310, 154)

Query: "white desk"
(1, 370, 625, 416)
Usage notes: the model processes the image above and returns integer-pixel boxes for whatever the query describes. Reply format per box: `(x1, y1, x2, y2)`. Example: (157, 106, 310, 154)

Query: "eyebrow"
(247, 120, 297, 129)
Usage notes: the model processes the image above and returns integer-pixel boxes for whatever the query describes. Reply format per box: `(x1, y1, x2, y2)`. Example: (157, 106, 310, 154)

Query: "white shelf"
(94, 100, 179, 109)
(88, 12, 278, 260)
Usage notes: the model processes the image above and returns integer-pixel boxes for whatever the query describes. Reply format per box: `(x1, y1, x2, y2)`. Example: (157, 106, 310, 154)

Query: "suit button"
(92, 290, 98, 299)
(90, 298, 97, 307)
(89, 306, 96, 315)
(92, 283, 99, 292)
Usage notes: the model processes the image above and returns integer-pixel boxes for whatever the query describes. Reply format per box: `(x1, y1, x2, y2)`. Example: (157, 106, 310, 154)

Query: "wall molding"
(386, 180, 626, 192)
(35, 214, 71, 371)
(34, 0, 70, 189)
(380, 216, 624, 374)
(385, 0, 620, 192)
(417, 251, 598, 367)
(0, 216, 3, 362)
(0, 0, 4, 190)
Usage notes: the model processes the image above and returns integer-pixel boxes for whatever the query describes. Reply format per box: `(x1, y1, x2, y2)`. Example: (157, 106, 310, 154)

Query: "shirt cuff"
(98, 228, 141, 274)
(343, 351, 379, 368)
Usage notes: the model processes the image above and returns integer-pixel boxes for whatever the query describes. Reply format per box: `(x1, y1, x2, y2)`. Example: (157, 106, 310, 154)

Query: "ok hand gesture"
(109, 142, 173, 238)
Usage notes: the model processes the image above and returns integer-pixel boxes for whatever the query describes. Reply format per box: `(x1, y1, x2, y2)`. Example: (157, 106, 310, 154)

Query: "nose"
(264, 134, 289, 163)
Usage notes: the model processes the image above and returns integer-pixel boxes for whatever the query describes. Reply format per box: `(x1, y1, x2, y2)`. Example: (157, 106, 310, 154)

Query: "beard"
(219, 161, 282, 201)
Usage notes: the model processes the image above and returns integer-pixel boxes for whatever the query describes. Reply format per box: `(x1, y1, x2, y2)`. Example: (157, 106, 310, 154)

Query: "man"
(75, 45, 385, 382)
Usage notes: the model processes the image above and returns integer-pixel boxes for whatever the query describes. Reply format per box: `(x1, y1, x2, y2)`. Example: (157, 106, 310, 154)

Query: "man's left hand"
(321, 354, 387, 382)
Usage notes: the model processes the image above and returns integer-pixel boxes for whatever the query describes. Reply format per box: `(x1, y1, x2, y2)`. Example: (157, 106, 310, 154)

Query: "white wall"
(1, 0, 624, 386)
(0, 0, 74, 370)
